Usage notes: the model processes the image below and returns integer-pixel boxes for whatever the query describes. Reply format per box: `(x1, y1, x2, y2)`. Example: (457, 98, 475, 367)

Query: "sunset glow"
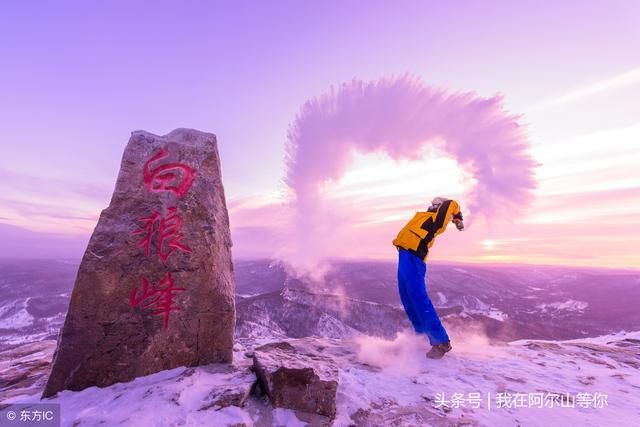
(0, 1, 638, 268)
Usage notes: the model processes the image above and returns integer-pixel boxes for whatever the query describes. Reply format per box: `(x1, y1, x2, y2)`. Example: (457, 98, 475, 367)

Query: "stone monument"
(43, 128, 235, 398)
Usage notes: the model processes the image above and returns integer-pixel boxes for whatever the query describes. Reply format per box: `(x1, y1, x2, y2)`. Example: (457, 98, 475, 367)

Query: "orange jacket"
(392, 199, 462, 261)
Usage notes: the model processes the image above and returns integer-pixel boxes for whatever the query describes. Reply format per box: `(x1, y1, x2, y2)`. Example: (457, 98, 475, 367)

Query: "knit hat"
(430, 196, 448, 208)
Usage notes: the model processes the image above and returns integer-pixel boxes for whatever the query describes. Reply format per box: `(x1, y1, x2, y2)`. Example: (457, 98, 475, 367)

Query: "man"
(392, 196, 464, 359)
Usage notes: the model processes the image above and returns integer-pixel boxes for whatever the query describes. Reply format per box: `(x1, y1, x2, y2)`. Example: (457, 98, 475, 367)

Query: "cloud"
(528, 67, 640, 111)
(0, 223, 88, 259)
(0, 169, 110, 201)
(0, 168, 108, 233)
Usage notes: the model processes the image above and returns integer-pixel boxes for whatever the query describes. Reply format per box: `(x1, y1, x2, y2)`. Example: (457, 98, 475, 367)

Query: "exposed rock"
(610, 338, 640, 348)
(0, 340, 56, 400)
(252, 338, 339, 418)
(43, 129, 235, 398)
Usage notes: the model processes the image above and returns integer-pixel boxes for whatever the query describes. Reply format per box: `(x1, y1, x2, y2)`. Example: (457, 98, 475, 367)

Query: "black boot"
(426, 341, 452, 359)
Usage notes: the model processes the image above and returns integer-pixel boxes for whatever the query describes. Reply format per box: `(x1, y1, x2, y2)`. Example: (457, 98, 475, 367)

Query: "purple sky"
(1, 1, 639, 267)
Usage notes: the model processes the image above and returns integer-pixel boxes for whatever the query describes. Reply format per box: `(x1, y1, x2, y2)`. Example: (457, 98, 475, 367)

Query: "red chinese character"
(129, 272, 186, 329)
(132, 207, 192, 262)
(143, 148, 196, 197)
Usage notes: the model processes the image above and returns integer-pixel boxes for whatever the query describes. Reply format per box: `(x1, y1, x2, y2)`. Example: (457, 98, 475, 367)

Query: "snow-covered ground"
(464, 307, 509, 322)
(0, 294, 68, 349)
(3, 330, 639, 426)
(536, 299, 589, 313)
(0, 298, 34, 329)
(344, 331, 640, 426)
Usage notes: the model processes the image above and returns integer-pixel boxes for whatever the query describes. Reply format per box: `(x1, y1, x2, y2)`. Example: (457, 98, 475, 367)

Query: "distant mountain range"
(1, 258, 639, 351)
(234, 259, 640, 344)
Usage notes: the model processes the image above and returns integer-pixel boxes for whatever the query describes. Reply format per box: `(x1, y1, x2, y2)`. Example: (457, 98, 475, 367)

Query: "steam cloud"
(283, 75, 536, 272)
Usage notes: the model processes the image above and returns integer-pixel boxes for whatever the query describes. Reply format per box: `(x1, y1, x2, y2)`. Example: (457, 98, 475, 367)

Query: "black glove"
(455, 220, 464, 231)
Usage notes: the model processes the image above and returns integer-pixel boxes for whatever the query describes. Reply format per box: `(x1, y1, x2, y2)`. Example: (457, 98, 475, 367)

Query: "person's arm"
(449, 200, 464, 230)
(432, 199, 464, 234)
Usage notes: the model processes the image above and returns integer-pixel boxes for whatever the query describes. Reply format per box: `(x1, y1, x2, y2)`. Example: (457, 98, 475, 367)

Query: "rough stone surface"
(252, 339, 339, 418)
(43, 129, 235, 398)
(0, 340, 56, 401)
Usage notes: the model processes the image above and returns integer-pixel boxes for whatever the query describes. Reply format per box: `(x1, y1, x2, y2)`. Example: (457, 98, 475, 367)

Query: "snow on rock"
(537, 299, 589, 313)
(252, 340, 339, 418)
(1, 303, 34, 329)
(464, 307, 509, 322)
(0, 340, 56, 400)
(235, 320, 289, 341)
(5, 351, 262, 426)
(315, 313, 362, 339)
(485, 309, 508, 322)
(2, 331, 639, 426)
(436, 291, 448, 305)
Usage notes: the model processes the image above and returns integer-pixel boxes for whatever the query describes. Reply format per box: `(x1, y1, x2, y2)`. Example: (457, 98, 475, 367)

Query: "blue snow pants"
(397, 248, 450, 345)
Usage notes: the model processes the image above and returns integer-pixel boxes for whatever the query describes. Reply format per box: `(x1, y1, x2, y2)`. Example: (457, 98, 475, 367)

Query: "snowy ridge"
(3, 331, 639, 426)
